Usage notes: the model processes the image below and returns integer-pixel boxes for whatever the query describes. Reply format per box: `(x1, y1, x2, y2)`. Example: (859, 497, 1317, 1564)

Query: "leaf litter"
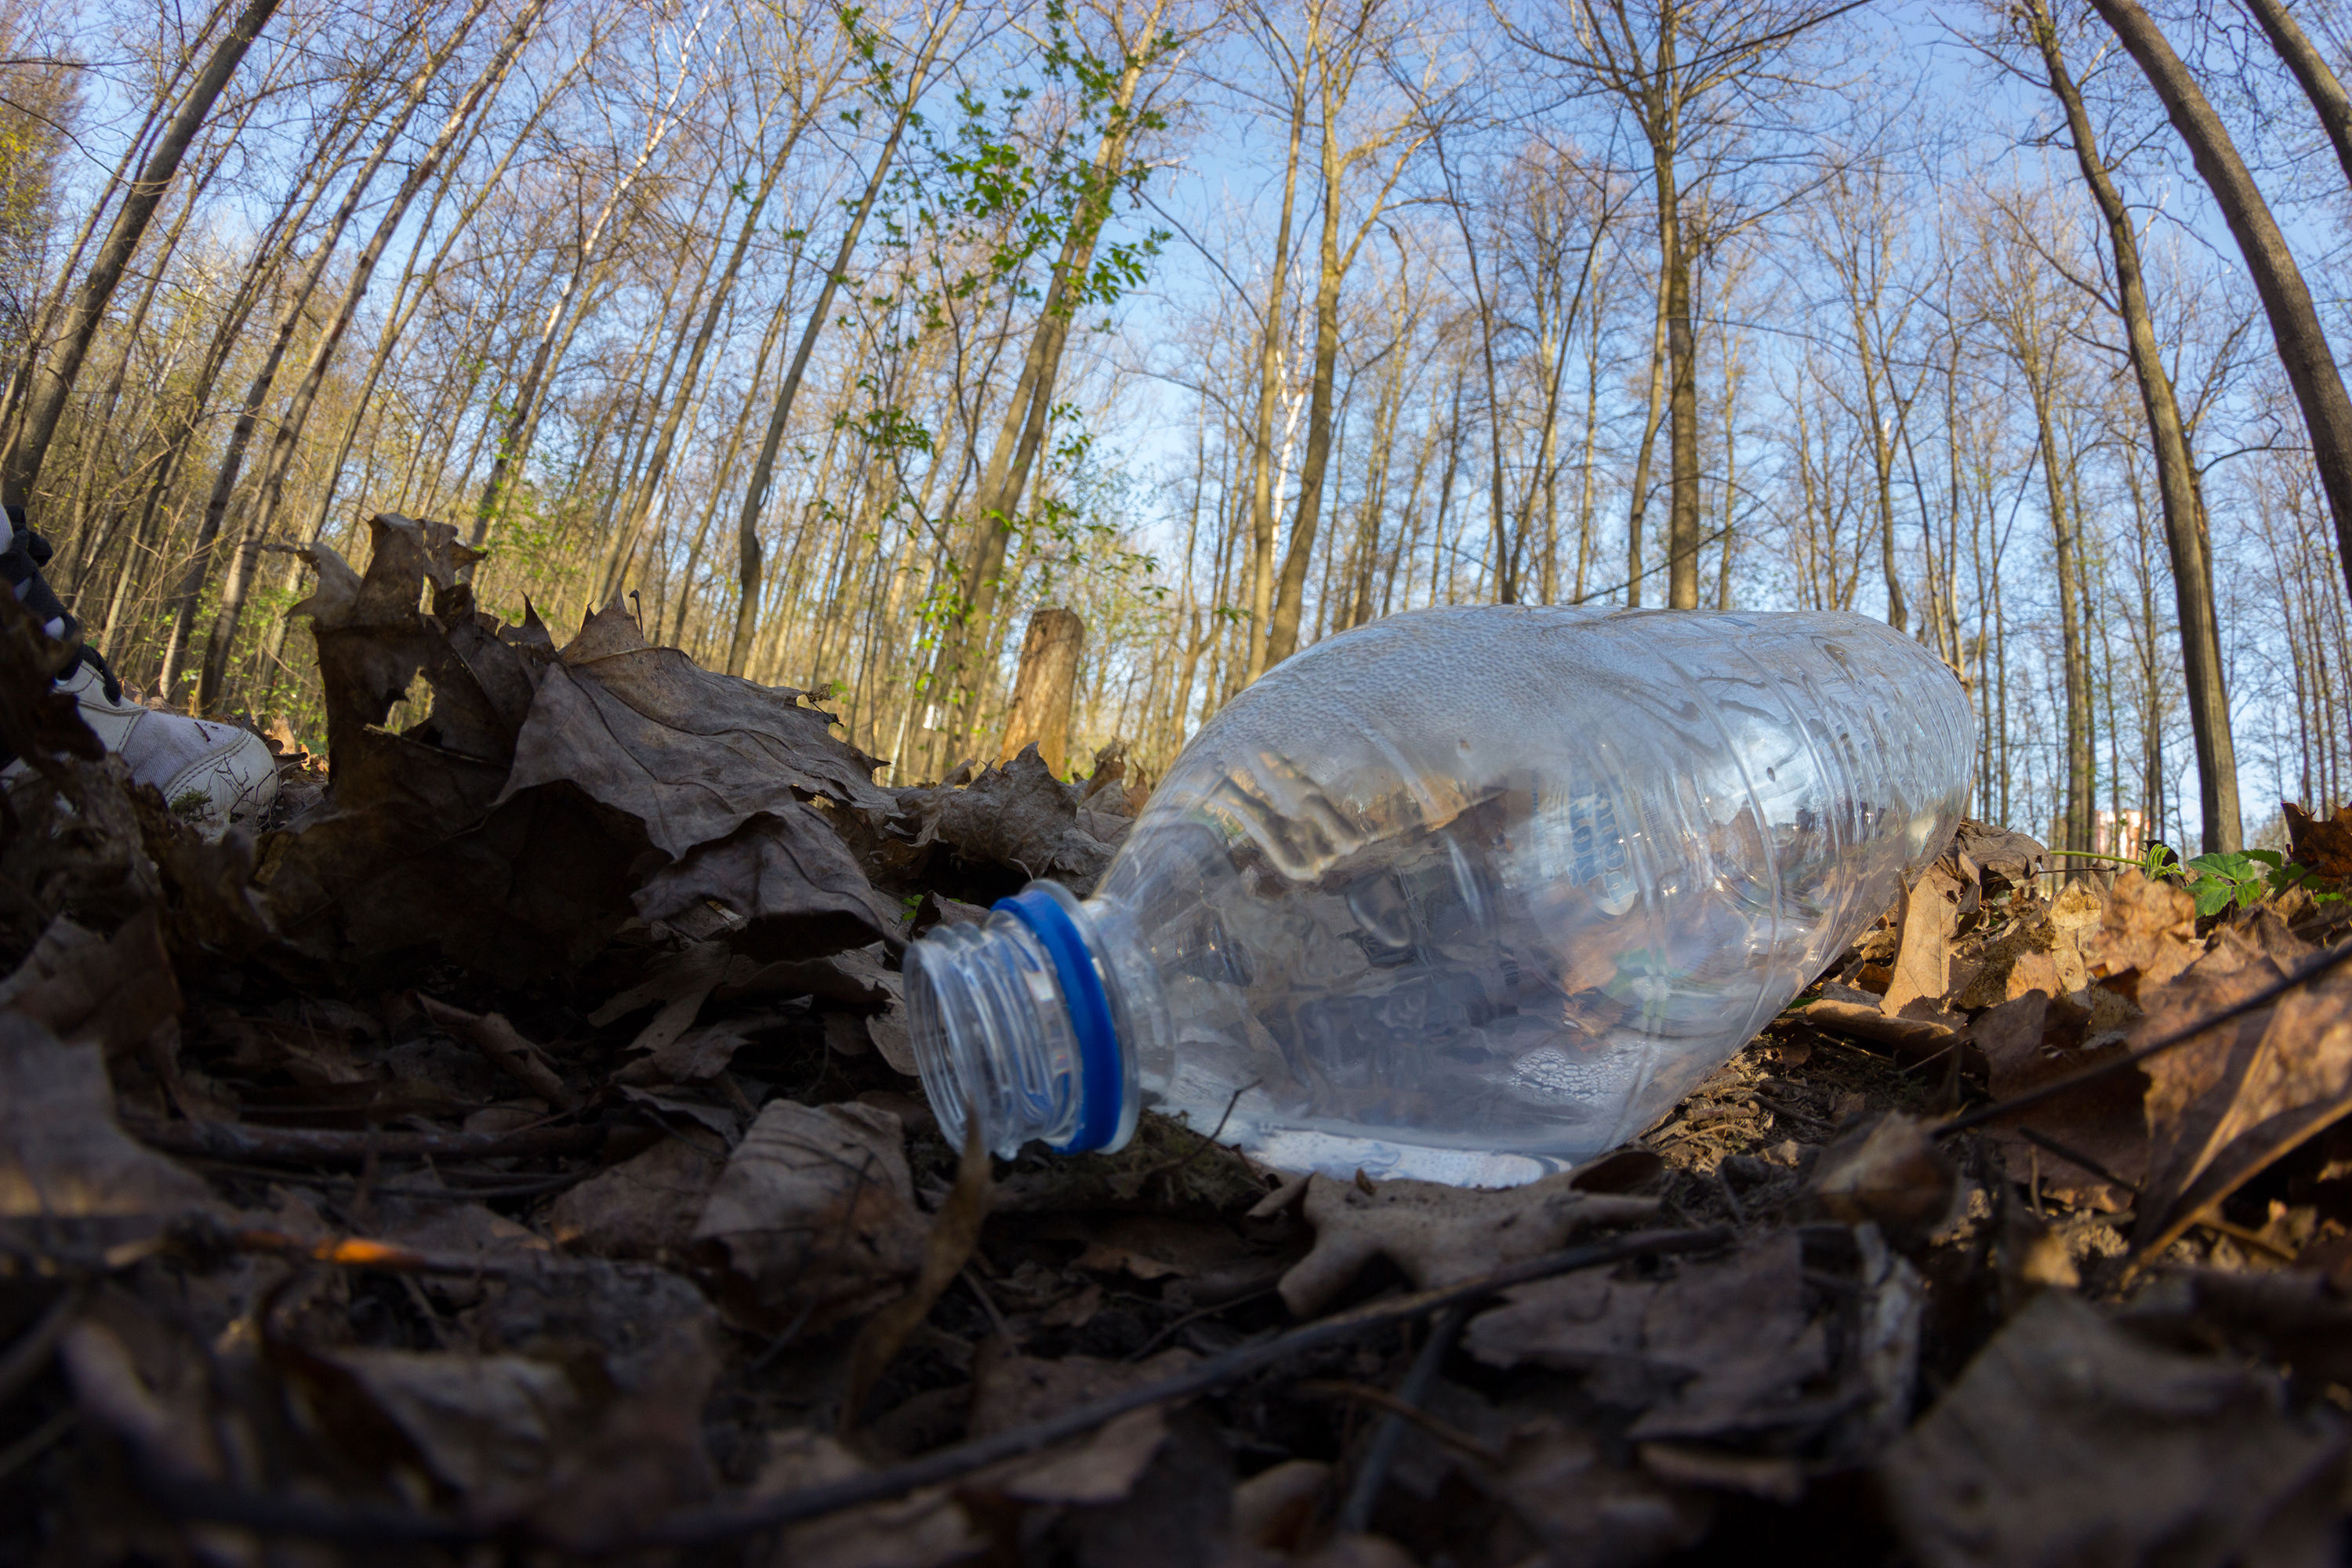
(3, 521, 2352, 1563)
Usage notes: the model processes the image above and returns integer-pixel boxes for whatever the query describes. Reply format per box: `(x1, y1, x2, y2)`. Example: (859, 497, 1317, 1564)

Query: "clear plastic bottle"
(906, 606, 1973, 1186)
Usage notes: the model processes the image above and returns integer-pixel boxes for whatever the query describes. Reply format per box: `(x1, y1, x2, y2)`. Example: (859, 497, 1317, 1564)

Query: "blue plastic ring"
(993, 887, 1121, 1152)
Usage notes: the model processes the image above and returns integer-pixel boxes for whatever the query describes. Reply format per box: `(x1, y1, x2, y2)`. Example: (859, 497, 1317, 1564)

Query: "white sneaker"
(53, 658, 279, 838)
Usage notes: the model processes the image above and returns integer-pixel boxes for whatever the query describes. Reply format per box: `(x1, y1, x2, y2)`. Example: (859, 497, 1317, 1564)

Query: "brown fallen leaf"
(893, 743, 1119, 894)
(632, 804, 896, 961)
(1802, 1112, 1958, 1244)
(315, 1345, 585, 1494)
(1947, 819, 2047, 899)
(2283, 801, 2352, 880)
(1975, 989, 2148, 1211)
(1467, 1232, 1829, 1441)
(967, 1341, 1197, 1504)
(0, 908, 180, 1057)
(0, 1010, 209, 1225)
(2079, 869, 2201, 998)
(549, 1138, 723, 1258)
(259, 516, 640, 979)
(2132, 924, 2352, 1258)
(1277, 1170, 1661, 1315)
(691, 1099, 927, 1332)
(1876, 1290, 2348, 1568)
(754, 1429, 980, 1568)
(499, 601, 895, 858)
(1883, 862, 1964, 1018)
(1486, 1421, 1713, 1567)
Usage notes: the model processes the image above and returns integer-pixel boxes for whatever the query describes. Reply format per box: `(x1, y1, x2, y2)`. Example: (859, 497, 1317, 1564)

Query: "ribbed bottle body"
(1091, 605, 1973, 1185)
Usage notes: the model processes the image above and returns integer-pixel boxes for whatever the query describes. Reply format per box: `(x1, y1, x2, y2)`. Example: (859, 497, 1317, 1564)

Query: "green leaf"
(2190, 877, 2241, 918)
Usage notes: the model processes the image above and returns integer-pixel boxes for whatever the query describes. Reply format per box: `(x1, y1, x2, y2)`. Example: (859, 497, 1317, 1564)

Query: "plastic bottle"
(906, 605, 1973, 1186)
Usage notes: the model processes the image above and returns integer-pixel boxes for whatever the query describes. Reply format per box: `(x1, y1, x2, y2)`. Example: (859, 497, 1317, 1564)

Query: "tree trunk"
(2089, 0, 2352, 609)
(2031, 0, 2241, 851)
(2238, 0, 2352, 189)
(2, 0, 281, 511)
(1657, 141, 1701, 609)
(996, 606, 1085, 775)
(1624, 277, 1668, 606)
(1241, 67, 1310, 683)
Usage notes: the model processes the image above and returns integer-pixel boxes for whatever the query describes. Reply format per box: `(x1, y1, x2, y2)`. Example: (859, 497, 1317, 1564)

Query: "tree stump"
(996, 607, 1084, 775)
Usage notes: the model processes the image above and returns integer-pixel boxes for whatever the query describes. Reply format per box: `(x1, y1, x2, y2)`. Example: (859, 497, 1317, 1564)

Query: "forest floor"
(3, 516, 2351, 1566)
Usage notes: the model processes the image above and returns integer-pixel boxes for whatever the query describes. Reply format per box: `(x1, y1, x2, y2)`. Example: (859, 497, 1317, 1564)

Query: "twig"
(1303, 1372, 1504, 1468)
(1936, 935, 2352, 1137)
(2015, 1127, 2140, 1197)
(414, 995, 578, 1109)
(145, 1226, 1731, 1548)
(0, 1287, 82, 1407)
(129, 1117, 626, 1167)
(220, 1226, 573, 1280)
(1338, 1304, 1467, 1532)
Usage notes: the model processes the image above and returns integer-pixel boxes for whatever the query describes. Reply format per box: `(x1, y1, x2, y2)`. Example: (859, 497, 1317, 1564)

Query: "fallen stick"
(127, 1117, 628, 1166)
(1801, 998, 1965, 1057)
(413, 995, 579, 1109)
(140, 1225, 1732, 1548)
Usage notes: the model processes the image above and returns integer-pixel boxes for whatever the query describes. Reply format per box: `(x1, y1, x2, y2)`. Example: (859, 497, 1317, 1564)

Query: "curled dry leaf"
(1276, 1170, 1661, 1316)
(893, 744, 1119, 894)
(2132, 924, 2352, 1257)
(691, 1098, 927, 1332)
(1801, 1112, 1958, 1246)
(549, 1137, 722, 1258)
(843, 1119, 993, 1428)
(1882, 862, 1964, 1018)
(260, 515, 640, 979)
(1975, 989, 2148, 1211)
(633, 804, 896, 960)
(499, 601, 895, 858)
(1877, 1290, 2347, 1568)
(0, 909, 180, 1056)
(0, 1010, 208, 1225)
(2282, 802, 2352, 880)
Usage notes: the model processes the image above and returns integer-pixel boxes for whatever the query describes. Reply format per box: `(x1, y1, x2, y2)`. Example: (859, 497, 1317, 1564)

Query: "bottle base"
(1207, 1122, 1587, 1189)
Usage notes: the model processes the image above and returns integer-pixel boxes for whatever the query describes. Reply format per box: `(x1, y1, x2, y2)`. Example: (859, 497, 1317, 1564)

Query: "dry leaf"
(1802, 1112, 1958, 1244)
(967, 1341, 1197, 1504)
(691, 1099, 927, 1332)
(1976, 990, 2148, 1211)
(1276, 1170, 1661, 1315)
(321, 1346, 584, 1494)
(1467, 1232, 1829, 1440)
(894, 744, 1119, 893)
(499, 601, 894, 858)
(0, 909, 180, 1055)
(549, 1138, 722, 1257)
(2282, 802, 2352, 880)
(2133, 928, 2352, 1257)
(633, 805, 895, 961)
(1877, 1290, 2347, 1568)
(755, 1429, 980, 1568)
(0, 1011, 208, 1223)
(1883, 862, 1963, 1017)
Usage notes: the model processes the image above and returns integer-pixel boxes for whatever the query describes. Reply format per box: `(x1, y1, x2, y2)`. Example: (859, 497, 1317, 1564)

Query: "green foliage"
(2180, 849, 2343, 916)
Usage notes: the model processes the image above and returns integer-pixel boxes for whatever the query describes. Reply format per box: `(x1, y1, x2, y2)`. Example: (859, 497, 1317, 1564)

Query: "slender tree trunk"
(198, 0, 528, 710)
(2238, 0, 2352, 188)
(2089, 0, 2352, 608)
(2031, 0, 2241, 850)
(728, 6, 960, 677)
(1657, 140, 1701, 609)
(2, 0, 282, 510)
(1624, 274, 1668, 606)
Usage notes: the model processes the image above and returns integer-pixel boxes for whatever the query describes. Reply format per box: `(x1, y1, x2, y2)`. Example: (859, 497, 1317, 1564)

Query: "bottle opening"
(904, 881, 1138, 1157)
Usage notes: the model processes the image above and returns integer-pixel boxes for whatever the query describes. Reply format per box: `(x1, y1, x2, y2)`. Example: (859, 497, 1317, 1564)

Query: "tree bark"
(995, 606, 1085, 774)
(2089, 0, 2352, 610)
(2029, 0, 2241, 851)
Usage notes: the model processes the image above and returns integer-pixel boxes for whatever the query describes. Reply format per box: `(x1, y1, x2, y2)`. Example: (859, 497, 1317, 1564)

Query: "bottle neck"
(904, 882, 1144, 1157)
